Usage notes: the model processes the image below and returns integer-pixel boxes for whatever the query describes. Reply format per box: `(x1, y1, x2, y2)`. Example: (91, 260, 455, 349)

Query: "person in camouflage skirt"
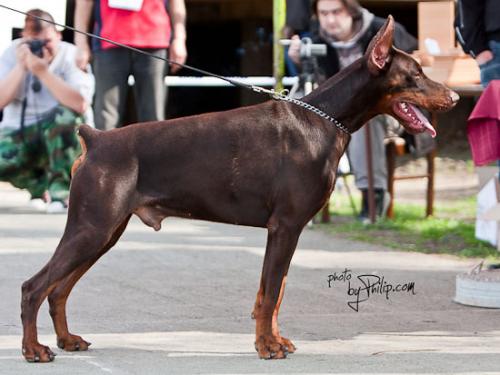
(0, 9, 94, 211)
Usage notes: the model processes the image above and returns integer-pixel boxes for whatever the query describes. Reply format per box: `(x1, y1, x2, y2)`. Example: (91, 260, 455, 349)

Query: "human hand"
(288, 35, 301, 65)
(75, 42, 91, 71)
(24, 45, 51, 77)
(169, 38, 187, 74)
(476, 50, 494, 66)
(15, 43, 31, 70)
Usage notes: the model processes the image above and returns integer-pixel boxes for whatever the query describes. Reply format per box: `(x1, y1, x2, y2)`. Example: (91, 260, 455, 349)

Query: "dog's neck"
(302, 59, 382, 134)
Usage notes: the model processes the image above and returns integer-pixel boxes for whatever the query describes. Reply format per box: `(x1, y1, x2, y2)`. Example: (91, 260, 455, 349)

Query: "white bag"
(476, 177, 500, 247)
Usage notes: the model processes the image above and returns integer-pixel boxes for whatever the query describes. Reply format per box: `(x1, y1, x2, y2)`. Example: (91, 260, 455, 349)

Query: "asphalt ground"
(1, 182, 499, 374)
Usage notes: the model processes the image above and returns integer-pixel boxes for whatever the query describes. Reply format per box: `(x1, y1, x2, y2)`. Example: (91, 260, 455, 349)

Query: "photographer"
(0, 8, 94, 213)
(288, 0, 417, 222)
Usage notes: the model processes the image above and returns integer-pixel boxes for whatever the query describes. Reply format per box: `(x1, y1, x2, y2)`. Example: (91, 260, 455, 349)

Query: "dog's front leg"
(252, 220, 301, 359)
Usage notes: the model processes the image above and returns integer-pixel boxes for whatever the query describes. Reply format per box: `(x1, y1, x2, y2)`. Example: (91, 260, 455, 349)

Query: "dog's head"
(365, 16, 459, 137)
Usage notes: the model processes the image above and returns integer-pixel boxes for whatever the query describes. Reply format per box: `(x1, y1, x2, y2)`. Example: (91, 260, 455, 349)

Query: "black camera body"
(27, 39, 48, 58)
(24, 39, 48, 92)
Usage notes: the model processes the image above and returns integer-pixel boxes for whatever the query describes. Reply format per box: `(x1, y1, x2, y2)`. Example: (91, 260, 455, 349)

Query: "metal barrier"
(127, 76, 298, 87)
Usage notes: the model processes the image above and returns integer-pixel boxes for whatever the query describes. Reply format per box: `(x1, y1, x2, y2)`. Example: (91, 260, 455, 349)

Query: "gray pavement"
(1, 182, 499, 374)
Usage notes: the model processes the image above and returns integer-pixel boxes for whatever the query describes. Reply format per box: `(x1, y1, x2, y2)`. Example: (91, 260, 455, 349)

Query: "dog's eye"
(415, 71, 424, 81)
(405, 75, 415, 85)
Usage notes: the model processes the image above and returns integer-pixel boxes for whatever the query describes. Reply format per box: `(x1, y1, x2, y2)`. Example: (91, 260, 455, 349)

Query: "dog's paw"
(279, 336, 296, 354)
(255, 335, 289, 359)
(57, 334, 91, 352)
(22, 342, 56, 363)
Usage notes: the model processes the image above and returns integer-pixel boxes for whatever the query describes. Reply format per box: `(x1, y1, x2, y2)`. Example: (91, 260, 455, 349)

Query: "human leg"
(347, 115, 390, 219)
(93, 48, 131, 130)
(131, 48, 167, 122)
(0, 127, 48, 199)
(41, 107, 83, 203)
(479, 41, 500, 87)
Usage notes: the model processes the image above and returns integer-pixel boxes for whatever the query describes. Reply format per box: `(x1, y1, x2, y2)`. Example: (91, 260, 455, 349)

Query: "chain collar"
(251, 86, 351, 135)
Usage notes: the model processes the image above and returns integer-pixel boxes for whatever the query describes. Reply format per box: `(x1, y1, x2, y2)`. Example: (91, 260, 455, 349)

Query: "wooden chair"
(320, 124, 437, 223)
(385, 135, 436, 218)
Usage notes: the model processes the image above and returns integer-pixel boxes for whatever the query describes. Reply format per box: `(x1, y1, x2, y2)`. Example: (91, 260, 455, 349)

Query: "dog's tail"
(71, 124, 100, 177)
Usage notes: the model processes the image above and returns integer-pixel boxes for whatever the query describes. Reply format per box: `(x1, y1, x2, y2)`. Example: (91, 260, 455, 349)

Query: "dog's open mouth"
(392, 102, 436, 138)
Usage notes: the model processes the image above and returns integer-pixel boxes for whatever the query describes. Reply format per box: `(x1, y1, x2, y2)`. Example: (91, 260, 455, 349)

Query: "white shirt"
(0, 39, 94, 130)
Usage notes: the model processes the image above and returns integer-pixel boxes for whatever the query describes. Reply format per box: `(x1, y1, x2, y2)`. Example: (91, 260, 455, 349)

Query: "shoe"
(359, 189, 369, 218)
(46, 201, 67, 214)
(358, 189, 391, 222)
(357, 214, 371, 225)
(29, 198, 47, 212)
(375, 189, 391, 218)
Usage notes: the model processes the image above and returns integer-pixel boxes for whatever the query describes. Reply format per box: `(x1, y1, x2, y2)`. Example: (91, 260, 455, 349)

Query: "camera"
(280, 37, 327, 59)
(24, 39, 48, 93)
(27, 39, 48, 58)
(280, 37, 327, 96)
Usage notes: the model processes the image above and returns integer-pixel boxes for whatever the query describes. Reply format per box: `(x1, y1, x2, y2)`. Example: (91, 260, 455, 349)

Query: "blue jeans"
(479, 40, 500, 87)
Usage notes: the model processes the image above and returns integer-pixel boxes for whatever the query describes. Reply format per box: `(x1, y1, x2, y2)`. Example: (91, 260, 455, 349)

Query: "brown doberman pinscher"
(21, 16, 458, 362)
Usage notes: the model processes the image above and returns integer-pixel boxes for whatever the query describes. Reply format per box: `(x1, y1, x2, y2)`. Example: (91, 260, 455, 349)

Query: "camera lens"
(28, 40, 46, 58)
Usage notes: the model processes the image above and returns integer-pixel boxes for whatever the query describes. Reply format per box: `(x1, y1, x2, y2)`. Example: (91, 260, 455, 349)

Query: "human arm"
(74, 0, 94, 70)
(287, 35, 301, 66)
(27, 49, 88, 114)
(168, 0, 187, 73)
(455, 0, 490, 62)
(0, 44, 29, 109)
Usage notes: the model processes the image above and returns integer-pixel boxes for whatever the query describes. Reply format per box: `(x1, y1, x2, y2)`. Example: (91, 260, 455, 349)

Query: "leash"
(0, 4, 350, 135)
(253, 87, 349, 133)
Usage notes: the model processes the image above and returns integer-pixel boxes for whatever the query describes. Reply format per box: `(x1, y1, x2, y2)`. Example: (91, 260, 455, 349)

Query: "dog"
(20, 16, 458, 362)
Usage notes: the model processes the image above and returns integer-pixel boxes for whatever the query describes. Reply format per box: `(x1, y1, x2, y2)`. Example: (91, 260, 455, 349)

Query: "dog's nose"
(449, 90, 460, 103)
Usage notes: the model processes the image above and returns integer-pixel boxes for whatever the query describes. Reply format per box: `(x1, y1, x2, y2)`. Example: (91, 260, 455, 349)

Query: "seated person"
(0, 8, 94, 213)
(288, 0, 417, 222)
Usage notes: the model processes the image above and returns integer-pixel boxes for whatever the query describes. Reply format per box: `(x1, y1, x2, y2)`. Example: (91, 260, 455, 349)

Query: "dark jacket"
(285, 0, 312, 35)
(311, 16, 418, 82)
(455, 0, 500, 57)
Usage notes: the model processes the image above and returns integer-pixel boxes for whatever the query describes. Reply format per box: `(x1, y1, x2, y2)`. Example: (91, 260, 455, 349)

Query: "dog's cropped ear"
(366, 15, 395, 75)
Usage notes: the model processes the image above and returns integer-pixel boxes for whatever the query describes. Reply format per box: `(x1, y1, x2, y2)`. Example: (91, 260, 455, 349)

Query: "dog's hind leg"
(253, 217, 302, 359)
(21, 208, 131, 363)
(48, 215, 132, 352)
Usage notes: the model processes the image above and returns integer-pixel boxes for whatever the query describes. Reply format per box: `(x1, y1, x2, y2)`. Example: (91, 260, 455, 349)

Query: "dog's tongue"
(409, 104, 436, 138)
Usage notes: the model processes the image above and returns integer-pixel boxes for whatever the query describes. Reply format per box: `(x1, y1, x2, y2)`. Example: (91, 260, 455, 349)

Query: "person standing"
(74, 0, 187, 130)
(0, 9, 94, 213)
(288, 0, 417, 222)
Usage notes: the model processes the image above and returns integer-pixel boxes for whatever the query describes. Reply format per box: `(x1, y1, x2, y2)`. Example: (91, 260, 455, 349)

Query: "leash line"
(0, 4, 350, 135)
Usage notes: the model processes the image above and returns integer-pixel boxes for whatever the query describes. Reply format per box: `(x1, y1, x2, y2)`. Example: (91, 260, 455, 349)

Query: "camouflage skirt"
(0, 106, 83, 202)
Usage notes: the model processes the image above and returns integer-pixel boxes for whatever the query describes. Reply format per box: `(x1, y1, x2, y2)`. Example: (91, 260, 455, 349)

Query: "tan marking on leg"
(272, 276, 287, 337)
